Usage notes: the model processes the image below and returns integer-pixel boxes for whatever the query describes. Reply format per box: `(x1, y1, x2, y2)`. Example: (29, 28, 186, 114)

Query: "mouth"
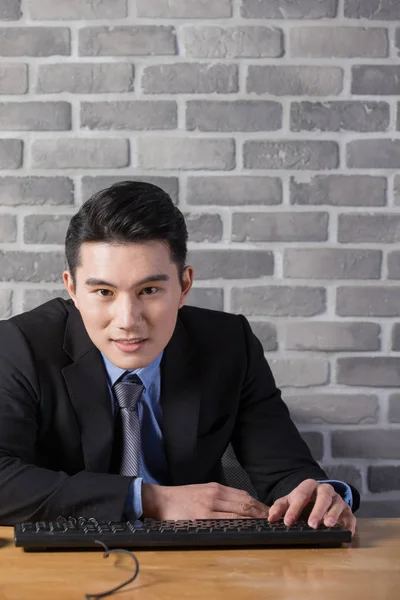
(112, 338, 148, 352)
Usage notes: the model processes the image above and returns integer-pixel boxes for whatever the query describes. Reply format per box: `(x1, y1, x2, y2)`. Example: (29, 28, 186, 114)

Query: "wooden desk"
(0, 519, 399, 599)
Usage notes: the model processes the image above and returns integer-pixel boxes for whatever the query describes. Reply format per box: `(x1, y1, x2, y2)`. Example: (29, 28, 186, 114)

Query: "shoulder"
(179, 304, 243, 330)
(178, 305, 247, 348)
(0, 297, 73, 355)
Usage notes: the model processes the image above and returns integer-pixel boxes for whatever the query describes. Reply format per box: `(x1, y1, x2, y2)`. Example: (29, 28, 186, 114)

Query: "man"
(0, 181, 358, 532)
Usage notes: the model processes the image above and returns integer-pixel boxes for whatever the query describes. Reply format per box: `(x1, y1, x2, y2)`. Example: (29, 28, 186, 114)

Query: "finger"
(211, 512, 252, 519)
(336, 508, 357, 537)
(306, 484, 336, 529)
(268, 497, 289, 522)
(215, 498, 269, 519)
(283, 480, 320, 526)
(322, 496, 347, 528)
(213, 485, 270, 515)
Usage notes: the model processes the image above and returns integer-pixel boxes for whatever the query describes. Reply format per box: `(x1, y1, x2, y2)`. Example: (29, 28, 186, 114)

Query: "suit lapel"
(160, 313, 201, 485)
(62, 305, 114, 473)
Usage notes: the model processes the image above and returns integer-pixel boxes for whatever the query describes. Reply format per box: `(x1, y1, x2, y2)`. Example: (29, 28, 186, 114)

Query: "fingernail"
(309, 519, 318, 529)
(325, 518, 335, 527)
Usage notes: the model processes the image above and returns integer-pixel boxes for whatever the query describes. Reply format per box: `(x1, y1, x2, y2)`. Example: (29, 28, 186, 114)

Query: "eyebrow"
(85, 274, 170, 288)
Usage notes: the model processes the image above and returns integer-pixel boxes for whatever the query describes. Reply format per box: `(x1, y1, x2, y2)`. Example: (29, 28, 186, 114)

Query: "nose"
(113, 295, 142, 330)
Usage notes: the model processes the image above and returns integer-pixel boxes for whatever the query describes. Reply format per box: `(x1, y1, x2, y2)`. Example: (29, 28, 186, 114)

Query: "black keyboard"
(14, 517, 351, 551)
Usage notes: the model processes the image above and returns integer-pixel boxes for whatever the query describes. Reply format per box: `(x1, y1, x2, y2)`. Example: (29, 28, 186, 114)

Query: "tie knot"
(113, 374, 144, 410)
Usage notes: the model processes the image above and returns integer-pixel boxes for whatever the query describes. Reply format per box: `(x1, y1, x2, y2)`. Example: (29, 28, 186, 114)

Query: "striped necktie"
(113, 373, 144, 477)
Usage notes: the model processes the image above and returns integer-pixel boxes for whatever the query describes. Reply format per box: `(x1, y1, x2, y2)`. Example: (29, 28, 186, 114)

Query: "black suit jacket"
(0, 298, 359, 524)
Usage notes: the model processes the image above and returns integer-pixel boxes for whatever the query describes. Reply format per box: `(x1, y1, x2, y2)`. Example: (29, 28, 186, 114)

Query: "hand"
(142, 482, 270, 521)
(268, 479, 356, 536)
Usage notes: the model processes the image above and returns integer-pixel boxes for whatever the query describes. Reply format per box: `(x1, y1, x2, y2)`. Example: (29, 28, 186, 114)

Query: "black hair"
(65, 181, 188, 284)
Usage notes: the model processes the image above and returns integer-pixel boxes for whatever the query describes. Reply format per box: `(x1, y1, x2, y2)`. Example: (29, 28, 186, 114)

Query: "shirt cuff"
(318, 479, 353, 509)
(124, 477, 143, 520)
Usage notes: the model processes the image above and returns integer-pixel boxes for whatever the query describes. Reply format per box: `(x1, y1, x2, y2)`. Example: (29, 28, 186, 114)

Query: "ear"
(63, 271, 78, 307)
(178, 266, 194, 309)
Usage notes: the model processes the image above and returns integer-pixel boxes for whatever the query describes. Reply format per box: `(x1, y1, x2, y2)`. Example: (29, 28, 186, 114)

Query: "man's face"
(63, 241, 193, 370)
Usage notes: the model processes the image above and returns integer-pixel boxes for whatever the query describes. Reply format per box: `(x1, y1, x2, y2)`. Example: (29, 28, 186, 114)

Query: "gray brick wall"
(1, 0, 400, 517)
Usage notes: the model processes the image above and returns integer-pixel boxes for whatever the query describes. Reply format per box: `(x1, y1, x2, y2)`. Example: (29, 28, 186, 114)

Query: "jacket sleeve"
(231, 315, 360, 512)
(0, 320, 134, 525)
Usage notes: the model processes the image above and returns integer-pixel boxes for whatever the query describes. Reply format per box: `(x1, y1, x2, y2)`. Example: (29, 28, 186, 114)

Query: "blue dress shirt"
(102, 353, 353, 518)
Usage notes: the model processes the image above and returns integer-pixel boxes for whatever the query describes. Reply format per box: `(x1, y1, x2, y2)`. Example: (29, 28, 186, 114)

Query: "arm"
(231, 315, 360, 512)
(0, 322, 134, 525)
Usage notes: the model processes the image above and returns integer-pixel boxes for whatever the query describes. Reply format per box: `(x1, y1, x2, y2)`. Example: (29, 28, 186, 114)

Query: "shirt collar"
(101, 350, 163, 391)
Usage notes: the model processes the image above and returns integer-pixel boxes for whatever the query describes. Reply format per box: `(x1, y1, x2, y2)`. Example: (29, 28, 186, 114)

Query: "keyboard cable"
(84, 540, 140, 599)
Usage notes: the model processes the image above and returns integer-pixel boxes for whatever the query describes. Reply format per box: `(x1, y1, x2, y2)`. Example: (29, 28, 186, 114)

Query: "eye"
(96, 289, 113, 297)
(140, 286, 158, 295)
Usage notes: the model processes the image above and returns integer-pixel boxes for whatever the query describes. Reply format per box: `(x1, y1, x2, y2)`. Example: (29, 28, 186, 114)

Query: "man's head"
(63, 181, 193, 369)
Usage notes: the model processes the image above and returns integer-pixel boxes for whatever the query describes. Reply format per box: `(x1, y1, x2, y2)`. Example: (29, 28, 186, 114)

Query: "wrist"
(142, 483, 166, 519)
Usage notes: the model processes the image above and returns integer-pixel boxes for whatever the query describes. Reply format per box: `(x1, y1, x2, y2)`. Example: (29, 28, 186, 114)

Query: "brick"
(332, 430, 400, 458)
(81, 101, 177, 130)
(0, 63, 27, 94)
(138, 138, 235, 170)
(352, 66, 400, 95)
(0, 102, 71, 131)
(0, 290, 12, 319)
(137, 0, 231, 17)
(0, 251, 64, 282)
(142, 63, 238, 94)
(290, 175, 386, 207)
(32, 139, 129, 169)
(0, 215, 17, 243)
(323, 465, 362, 491)
(0, 140, 22, 169)
(187, 176, 282, 206)
(284, 249, 381, 280)
(188, 250, 274, 280)
(185, 213, 222, 243)
(395, 176, 400, 205)
(247, 66, 343, 96)
(290, 27, 388, 58)
(244, 141, 338, 170)
(339, 214, 400, 244)
(79, 27, 176, 57)
(23, 289, 69, 312)
(183, 27, 282, 58)
(395, 105, 400, 130)
(357, 501, 400, 518)
(37, 64, 134, 94)
(0, 28, 70, 57)
(0, 0, 21, 19)
(388, 252, 400, 279)
(28, 0, 127, 19)
(392, 324, 400, 350)
(242, 0, 337, 18)
(291, 101, 389, 132)
(186, 100, 282, 132)
(369, 467, 400, 493)
(231, 286, 326, 317)
(249, 321, 277, 351)
(285, 393, 378, 424)
(0, 177, 73, 206)
(348, 140, 400, 169)
(337, 287, 400, 317)
(82, 177, 178, 205)
(337, 357, 400, 387)
(187, 288, 223, 311)
(345, 0, 400, 19)
(24, 215, 70, 245)
(270, 359, 329, 387)
(232, 212, 328, 243)
(301, 432, 323, 462)
(389, 394, 400, 423)
(285, 322, 380, 352)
